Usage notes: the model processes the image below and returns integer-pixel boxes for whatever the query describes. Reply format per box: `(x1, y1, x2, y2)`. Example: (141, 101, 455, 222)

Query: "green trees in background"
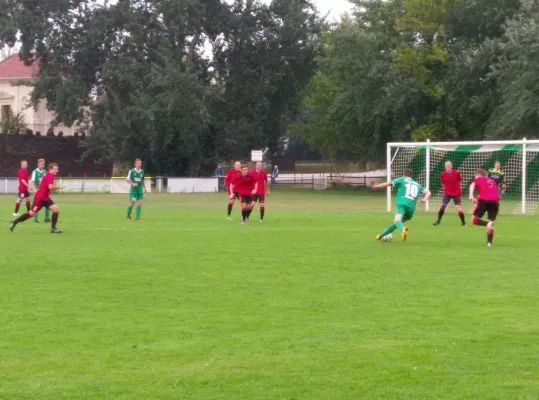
(290, 0, 538, 161)
(2, 0, 539, 170)
(0, 0, 322, 175)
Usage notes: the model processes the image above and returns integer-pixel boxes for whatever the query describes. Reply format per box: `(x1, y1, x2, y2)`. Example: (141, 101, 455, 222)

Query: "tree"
(0, 0, 322, 175)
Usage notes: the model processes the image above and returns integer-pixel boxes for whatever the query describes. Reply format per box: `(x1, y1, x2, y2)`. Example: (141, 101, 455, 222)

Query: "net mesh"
(313, 177, 328, 190)
(389, 143, 539, 215)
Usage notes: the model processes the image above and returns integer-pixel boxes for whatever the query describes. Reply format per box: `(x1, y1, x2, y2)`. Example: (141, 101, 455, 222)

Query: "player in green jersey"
(30, 158, 50, 223)
(373, 169, 431, 241)
(488, 161, 506, 195)
(126, 159, 146, 220)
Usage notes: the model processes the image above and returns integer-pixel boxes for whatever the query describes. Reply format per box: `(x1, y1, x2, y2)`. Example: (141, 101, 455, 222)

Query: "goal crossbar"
(387, 139, 539, 215)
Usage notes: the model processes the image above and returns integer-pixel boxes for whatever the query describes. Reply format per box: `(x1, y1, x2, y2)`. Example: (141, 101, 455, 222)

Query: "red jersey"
(475, 176, 499, 202)
(18, 168, 29, 192)
(251, 170, 268, 195)
(225, 168, 241, 193)
(440, 169, 462, 196)
(35, 172, 55, 201)
(233, 174, 256, 196)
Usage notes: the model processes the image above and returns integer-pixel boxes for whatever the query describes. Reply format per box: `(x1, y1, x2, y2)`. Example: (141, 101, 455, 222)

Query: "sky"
(313, 0, 354, 21)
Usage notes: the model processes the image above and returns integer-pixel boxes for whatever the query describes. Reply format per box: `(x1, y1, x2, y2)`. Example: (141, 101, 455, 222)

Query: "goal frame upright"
(387, 138, 539, 215)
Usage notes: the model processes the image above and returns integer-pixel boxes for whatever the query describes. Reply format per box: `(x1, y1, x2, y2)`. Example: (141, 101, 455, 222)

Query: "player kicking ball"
(469, 168, 499, 247)
(230, 165, 258, 224)
(433, 161, 466, 226)
(126, 159, 146, 221)
(10, 163, 64, 234)
(373, 169, 431, 241)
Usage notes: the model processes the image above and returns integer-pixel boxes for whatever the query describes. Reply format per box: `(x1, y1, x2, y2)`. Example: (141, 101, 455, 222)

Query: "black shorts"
(233, 192, 239, 200)
(240, 195, 253, 204)
(32, 198, 54, 213)
(442, 194, 461, 206)
(253, 194, 265, 203)
(18, 191, 30, 199)
(473, 200, 499, 221)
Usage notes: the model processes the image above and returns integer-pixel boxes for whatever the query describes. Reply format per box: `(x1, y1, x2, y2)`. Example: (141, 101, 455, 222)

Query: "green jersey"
(31, 168, 46, 188)
(488, 168, 505, 187)
(392, 176, 425, 210)
(127, 168, 145, 193)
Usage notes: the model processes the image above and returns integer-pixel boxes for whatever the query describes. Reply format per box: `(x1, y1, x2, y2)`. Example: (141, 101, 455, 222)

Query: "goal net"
(387, 140, 539, 215)
(313, 176, 328, 190)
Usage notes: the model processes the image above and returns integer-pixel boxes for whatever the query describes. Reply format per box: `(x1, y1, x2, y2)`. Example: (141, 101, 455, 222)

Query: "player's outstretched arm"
(420, 189, 432, 203)
(372, 182, 391, 190)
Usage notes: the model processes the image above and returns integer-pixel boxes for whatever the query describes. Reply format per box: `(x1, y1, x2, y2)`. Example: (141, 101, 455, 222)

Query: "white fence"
(0, 178, 152, 194)
(167, 178, 218, 193)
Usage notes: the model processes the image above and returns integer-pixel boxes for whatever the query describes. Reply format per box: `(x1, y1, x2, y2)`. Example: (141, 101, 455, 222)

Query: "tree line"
(1, 0, 538, 173)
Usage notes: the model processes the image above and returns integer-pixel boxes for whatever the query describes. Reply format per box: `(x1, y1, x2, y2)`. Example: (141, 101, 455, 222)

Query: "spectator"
(215, 163, 225, 177)
(271, 165, 279, 184)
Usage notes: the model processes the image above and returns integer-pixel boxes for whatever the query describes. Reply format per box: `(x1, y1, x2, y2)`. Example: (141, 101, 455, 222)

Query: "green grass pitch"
(1, 190, 539, 399)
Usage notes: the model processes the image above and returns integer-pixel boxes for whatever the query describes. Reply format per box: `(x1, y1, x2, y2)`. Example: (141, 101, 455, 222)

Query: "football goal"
(387, 139, 539, 215)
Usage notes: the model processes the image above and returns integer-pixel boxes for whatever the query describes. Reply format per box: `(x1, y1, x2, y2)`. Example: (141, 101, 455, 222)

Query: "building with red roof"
(0, 55, 76, 135)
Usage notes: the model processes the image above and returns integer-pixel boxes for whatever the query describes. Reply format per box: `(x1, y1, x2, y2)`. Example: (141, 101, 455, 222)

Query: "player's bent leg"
(49, 203, 62, 233)
(10, 206, 39, 231)
(455, 201, 466, 226)
(240, 202, 248, 224)
(377, 223, 397, 240)
(127, 200, 135, 220)
(394, 212, 405, 231)
(14, 196, 23, 215)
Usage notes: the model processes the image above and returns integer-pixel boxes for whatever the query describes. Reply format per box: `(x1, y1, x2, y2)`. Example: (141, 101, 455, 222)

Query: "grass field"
(1, 190, 539, 400)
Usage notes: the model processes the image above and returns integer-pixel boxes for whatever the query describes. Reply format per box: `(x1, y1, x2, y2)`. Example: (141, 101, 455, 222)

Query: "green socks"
(135, 205, 142, 219)
(33, 213, 39, 222)
(396, 220, 405, 232)
(379, 223, 397, 238)
(44, 208, 50, 220)
(127, 206, 133, 217)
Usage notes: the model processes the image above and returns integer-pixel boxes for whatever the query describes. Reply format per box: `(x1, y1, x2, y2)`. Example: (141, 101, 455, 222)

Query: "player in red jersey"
(433, 161, 466, 226)
(225, 161, 242, 219)
(10, 163, 64, 234)
(14, 160, 31, 216)
(249, 161, 269, 222)
(469, 168, 499, 247)
(230, 164, 258, 224)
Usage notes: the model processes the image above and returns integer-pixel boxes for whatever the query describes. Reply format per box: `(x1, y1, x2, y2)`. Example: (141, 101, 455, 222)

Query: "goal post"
(387, 139, 539, 215)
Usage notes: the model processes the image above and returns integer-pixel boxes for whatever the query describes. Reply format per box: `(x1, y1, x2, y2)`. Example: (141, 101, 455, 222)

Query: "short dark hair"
(241, 164, 248, 169)
(403, 168, 413, 177)
(135, 158, 142, 163)
(21, 159, 27, 163)
(48, 163, 58, 170)
(38, 158, 45, 163)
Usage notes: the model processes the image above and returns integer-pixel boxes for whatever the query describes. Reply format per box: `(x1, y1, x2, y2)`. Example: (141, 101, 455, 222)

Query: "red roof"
(0, 55, 38, 79)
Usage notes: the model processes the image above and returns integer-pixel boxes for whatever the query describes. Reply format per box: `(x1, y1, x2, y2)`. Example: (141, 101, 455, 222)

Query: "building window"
(1, 105, 12, 122)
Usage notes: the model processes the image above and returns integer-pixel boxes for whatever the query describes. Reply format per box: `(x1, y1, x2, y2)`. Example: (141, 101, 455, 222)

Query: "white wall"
(0, 79, 76, 135)
(168, 178, 219, 193)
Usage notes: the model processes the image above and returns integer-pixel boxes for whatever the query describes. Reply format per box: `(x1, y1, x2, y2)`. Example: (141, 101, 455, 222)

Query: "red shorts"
(32, 198, 55, 213)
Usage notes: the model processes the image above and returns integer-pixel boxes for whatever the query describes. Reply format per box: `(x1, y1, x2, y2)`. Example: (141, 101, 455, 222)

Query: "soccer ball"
(382, 233, 392, 242)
